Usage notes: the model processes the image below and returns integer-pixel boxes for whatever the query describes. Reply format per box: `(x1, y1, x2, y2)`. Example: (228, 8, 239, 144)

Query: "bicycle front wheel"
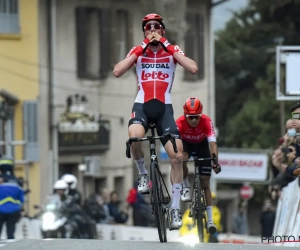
(196, 174, 205, 243)
(150, 161, 167, 243)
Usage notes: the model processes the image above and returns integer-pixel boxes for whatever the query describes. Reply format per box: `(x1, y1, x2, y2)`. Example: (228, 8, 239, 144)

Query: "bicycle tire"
(196, 174, 205, 243)
(150, 161, 167, 243)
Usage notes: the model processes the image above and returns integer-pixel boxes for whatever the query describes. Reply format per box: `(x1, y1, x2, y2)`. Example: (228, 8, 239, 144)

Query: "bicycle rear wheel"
(150, 161, 167, 243)
(196, 174, 205, 243)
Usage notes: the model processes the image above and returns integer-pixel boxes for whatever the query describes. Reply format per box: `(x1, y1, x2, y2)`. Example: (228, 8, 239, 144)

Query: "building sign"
(59, 119, 99, 132)
(213, 152, 269, 182)
(58, 94, 110, 154)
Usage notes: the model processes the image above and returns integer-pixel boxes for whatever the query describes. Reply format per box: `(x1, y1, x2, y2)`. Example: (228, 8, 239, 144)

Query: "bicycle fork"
(190, 164, 207, 224)
(149, 140, 171, 215)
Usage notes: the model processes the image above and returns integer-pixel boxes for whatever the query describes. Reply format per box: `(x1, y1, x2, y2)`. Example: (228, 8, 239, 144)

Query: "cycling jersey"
(175, 114, 217, 144)
(126, 45, 185, 104)
(176, 114, 217, 173)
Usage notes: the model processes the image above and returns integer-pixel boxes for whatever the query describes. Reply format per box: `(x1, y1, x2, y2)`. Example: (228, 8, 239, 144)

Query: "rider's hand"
(131, 34, 153, 57)
(212, 164, 221, 174)
(152, 33, 183, 56)
(152, 33, 173, 54)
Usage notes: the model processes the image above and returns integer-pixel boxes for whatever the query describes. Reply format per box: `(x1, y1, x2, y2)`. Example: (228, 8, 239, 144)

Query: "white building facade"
(37, 0, 215, 208)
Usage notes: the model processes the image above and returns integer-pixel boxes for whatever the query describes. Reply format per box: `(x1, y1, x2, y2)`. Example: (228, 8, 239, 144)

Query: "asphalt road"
(0, 239, 297, 250)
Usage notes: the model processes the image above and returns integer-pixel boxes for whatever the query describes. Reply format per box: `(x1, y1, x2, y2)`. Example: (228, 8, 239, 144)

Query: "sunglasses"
(186, 114, 201, 120)
(144, 23, 162, 31)
(292, 112, 300, 119)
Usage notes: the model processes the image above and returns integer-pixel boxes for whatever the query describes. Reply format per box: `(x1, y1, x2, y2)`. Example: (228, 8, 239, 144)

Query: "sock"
(182, 177, 190, 188)
(206, 206, 213, 222)
(171, 183, 182, 209)
(134, 158, 148, 175)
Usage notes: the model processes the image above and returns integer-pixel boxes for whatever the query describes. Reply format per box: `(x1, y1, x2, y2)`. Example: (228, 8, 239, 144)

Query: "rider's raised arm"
(113, 46, 140, 78)
(113, 38, 151, 78)
(172, 45, 198, 75)
(113, 53, 137, 78)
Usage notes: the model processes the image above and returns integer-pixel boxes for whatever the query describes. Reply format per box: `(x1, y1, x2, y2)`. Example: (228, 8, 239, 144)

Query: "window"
(76, 7, 112, 80)
(0, 120, 4, 155)
(0, 101, 15, 158)
(23, 101, 39, 162)
(184, 13, 205, 81)
(113, 9, 132, 64)
(0, 0, 19, 33)
(0, 116, 15, 158)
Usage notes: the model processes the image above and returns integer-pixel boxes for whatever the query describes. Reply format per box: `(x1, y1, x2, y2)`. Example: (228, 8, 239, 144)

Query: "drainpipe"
(47, 0, 58, 190)
(208, 4, 217, 194)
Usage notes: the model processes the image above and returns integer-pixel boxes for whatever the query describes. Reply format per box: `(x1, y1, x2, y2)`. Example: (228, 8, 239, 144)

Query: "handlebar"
(183, 153, 218, 165)
(126, 132, 178, 158)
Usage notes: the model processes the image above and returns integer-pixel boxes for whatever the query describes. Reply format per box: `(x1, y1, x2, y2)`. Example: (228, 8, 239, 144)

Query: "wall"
(38, 0, 212, 207)
(0, 0, 40, 215)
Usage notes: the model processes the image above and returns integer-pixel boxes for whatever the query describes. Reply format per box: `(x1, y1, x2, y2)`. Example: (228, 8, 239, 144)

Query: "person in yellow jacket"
(179, 192, 222, 243)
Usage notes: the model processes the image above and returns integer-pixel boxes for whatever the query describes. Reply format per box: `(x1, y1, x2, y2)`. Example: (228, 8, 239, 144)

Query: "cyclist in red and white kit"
(113, 13, 198, 230)
(176, 97, 221, 234)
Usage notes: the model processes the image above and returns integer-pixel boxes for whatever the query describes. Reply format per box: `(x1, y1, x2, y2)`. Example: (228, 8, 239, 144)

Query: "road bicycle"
(126, 122, 178, 243)
(184, 152, 218, 243)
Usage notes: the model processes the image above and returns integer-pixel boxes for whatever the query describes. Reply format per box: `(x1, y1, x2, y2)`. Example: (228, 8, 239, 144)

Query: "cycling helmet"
(61, 174, 77, 190)
(142, 13, 165, 31)
(183, 97, 203, 115)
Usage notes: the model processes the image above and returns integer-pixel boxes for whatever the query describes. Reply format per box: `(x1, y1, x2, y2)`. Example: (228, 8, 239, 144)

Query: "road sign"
(240, 185, 254, 200)
(276, 46, 300, 100)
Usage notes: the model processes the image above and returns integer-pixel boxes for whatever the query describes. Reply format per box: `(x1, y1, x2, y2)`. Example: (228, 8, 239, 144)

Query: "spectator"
(269, 114, 300, 198)
(127, 181, 154, 227)
(260, 199, 276, 238)
(83, 193, 106, 223)
(99, 188, 114, 224)
(0, 172, 24, 239)
(290, 100, 300, 172)
(108, 191, 128, 224)
(231, 201, 249, 235)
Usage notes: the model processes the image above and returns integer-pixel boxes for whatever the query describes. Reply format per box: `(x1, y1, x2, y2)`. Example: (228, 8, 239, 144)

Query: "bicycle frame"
(125, 124, 178, 242)
(125, 125, 177, 202)
(183, 154, 217, 242)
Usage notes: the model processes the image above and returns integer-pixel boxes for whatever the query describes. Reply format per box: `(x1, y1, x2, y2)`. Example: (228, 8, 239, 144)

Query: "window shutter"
(0, 120, 2, 141)
(110, 10, 117, 66)
(127, 10, 133, 53)
(196, 14, 204, 80)
(23, 101, 39, 162)
(75, 7, 88, 78)
(0, 0, 19, 33)
(184, 14, 196, 81)
(99, 9, 112, 79)
(0, 120, 3, 156)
